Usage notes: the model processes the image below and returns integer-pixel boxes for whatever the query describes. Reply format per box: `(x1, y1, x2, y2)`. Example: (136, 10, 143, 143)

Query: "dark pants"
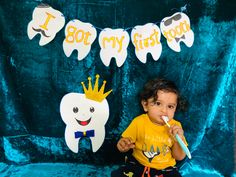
(111, 156, 182, 177)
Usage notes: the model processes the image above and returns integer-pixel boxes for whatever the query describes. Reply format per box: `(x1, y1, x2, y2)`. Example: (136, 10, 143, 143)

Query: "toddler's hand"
(169, 125, 184, 140)
(117, 137, 135, 152)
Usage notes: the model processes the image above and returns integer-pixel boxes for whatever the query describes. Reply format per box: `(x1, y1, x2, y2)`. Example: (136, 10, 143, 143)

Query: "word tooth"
(160, 12, 194, 52)
(63, 20, 97, 60)
(60, 93, 109, 153)
(27, 5, 65, 46)
(131, 23, 162, 63)
(99, 28, 130, 67)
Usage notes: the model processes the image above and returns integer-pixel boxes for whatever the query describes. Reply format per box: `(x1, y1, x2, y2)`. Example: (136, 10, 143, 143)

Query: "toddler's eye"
(155, 101, 161, 106)
(73, 107, 79, 113)
(90, 107, 95, 113)
(168, 105, 175, 109)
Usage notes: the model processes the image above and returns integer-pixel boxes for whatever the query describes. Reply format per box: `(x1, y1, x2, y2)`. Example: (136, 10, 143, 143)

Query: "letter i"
(39, 12, 56, 30)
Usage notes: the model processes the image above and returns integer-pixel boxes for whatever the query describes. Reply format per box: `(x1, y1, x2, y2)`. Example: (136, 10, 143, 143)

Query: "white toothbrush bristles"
(162, 116, 170, 127)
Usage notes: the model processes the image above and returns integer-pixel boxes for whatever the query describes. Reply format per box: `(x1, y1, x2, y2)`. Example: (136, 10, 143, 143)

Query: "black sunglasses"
(163, 14, 182, 26)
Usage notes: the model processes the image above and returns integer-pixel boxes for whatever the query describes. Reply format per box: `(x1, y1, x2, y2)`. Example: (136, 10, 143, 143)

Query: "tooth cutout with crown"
(99, 28, 130, 67)
(131, 23, 162, 63)
(60, 75, 112, 153)
(63, 19, 97, 60)
(160, 12, 194, 52)
(27, 4, 65, 46)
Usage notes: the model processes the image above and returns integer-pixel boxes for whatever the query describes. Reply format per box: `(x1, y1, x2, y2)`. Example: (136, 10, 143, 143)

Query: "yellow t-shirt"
(122, 114, 187, 170)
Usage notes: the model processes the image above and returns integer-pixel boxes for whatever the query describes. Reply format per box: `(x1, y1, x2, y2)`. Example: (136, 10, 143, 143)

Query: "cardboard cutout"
(160, 12, 194, 52)
(63, 19, 97, 60)
(27, 4, 65, 46)
(60, 75, 112, 153)
(131, 23, 162, 63)
(99, 28, 130, 67)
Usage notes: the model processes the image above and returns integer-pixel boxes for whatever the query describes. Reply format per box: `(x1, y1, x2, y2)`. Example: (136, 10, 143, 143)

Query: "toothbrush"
(162, 116, 192, 159)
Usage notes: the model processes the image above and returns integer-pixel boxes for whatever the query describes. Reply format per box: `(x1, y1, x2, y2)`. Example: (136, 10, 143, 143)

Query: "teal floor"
(0, 163, 232, 177)
(0, 163, 117, 177)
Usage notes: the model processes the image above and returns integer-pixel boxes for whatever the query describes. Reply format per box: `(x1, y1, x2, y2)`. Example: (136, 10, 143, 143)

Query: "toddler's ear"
(141, 100, 148, 112)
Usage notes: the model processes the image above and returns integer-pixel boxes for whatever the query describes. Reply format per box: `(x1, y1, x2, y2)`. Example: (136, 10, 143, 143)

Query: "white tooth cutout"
(98, 28, 130, 67)
(60, 93, 110, 153)
(63, 20, 97, 60)
(160, 12, 194, 52)
(27, 4, 65, 46)
(131, 23, 162, 63)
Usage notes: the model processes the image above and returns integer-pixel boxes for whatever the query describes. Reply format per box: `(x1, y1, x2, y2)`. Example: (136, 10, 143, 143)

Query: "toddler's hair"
(139, 78, 188, 111)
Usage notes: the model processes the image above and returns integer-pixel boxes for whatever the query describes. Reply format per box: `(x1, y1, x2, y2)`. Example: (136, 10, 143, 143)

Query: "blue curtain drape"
(0, 0, 235, 176)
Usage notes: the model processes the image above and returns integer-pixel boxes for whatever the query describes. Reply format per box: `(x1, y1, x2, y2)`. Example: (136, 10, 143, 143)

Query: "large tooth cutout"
(60, 93, 110, 153)
(99, 28, 130, 67)
(63, 20, 97, 60)
(160, 12, 194, 52)
(131, 23, 162, 63)
(27, 4, 65, 46)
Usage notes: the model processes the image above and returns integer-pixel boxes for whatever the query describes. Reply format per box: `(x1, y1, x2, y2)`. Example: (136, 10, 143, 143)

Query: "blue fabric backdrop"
(0, 0, 235, 176)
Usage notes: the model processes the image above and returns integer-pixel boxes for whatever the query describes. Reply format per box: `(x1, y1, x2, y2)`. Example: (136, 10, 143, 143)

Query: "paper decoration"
(160, 12, 194, 52)
(27, 4, 195, 66)
(98, 28, 130, 67)
(131, 23, 162, 63)
(27, 4, 65, 46)
(63, 20, 97, 60)
(60, 75, 112, 153)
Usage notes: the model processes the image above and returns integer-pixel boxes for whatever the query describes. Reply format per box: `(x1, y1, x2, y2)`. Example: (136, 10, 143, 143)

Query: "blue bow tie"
(74, 130, 95, 138)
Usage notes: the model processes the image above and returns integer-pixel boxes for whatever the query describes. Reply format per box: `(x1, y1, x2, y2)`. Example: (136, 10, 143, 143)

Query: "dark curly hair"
(139, 78, 188, 112)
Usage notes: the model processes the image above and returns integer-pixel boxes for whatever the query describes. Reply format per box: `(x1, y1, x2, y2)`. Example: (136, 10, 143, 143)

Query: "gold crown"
(81, 74, 112, 102)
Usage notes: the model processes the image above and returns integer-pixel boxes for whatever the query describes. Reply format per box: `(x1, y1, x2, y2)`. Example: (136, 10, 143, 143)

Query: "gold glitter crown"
(81, 74, 112, 102)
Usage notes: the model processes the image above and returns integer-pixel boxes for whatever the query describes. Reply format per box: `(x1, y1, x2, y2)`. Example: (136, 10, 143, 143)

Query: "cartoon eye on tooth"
(60, 75, 112, 153)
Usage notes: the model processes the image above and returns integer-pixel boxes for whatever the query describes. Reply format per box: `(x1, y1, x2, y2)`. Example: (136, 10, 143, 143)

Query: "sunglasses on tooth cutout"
(164, 14, 182, 26)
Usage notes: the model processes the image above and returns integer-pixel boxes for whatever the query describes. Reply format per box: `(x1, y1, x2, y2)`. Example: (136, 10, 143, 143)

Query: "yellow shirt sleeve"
(121, 118, 137, 142)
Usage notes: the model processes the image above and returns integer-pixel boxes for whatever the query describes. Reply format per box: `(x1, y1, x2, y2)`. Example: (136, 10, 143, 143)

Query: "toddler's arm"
(169, 125, 186, 160)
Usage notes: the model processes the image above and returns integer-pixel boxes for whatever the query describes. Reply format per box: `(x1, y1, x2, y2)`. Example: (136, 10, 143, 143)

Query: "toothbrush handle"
(175, 134, 191, 159)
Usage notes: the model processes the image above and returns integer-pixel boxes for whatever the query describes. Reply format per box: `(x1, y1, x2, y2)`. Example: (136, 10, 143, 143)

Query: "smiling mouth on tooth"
(76, 117, 91, 126)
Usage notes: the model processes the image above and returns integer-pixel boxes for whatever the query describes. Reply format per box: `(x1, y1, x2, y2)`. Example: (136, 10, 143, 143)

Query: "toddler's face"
(141, 90, 177, 125)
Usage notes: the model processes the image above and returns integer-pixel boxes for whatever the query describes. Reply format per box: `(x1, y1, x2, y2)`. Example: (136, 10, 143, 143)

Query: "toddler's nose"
(160, 106, 167, 114)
